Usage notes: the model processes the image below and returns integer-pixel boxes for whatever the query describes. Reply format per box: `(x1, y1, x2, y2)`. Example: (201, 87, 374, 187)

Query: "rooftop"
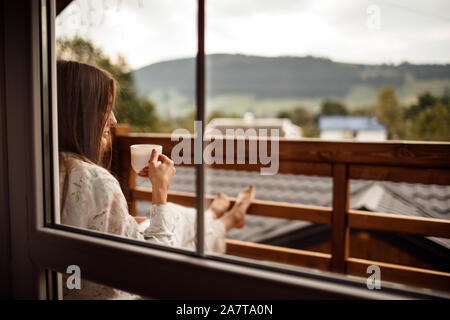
(318, 115, 387, 132)
(207, 113, 302, 137)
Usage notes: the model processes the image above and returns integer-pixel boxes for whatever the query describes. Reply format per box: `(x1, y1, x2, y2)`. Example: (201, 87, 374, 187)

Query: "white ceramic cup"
(130, 144, 163, 173)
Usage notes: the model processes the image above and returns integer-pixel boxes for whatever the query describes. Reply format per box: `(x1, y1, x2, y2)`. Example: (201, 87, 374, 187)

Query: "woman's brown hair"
(57, 60, 116, 211)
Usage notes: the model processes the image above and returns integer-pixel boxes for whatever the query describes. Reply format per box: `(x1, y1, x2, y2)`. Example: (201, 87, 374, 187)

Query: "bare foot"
(134, 216, 147, 224)
(220, 185, 255, 231)
(208, 192, 231, 219)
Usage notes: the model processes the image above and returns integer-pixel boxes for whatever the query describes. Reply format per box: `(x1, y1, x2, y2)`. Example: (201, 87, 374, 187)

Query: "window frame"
(1, 0, 443, 299)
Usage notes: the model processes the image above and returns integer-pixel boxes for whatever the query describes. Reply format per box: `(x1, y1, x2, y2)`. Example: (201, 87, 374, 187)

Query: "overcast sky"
(56, 0, 450, 70)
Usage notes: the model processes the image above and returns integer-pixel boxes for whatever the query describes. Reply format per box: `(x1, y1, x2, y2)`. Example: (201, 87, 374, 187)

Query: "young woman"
(57, 60, 255, 255)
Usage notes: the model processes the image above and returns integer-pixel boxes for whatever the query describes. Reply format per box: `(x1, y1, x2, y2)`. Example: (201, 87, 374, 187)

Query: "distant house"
(207, 112, 302, 138)
(319, 115, 387, 141)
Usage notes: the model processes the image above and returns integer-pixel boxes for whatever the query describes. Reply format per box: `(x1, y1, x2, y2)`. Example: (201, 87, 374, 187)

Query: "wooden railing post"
(129, 169, 136, 216)
(111, 124, 130, 176)
(331, 163, 350, 273)
(111, 124, 135, 215)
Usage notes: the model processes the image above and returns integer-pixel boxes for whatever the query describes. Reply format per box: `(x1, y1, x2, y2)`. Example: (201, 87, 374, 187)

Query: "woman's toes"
(209, 193, 231, 219)
(229, 186, 255, 228)
(247, 186, 255, 200)
(236, 185, 255, 204)
(247, 185, 255, 197)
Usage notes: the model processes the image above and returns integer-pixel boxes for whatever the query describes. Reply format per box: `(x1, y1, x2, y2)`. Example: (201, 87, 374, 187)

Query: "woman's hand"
(138, 149, 176, 205)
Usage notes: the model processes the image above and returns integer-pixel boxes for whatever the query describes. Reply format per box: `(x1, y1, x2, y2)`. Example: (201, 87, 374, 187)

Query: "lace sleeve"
(142, 202, 226, 252)
(142, 204, 179, 247)
(86, 167, 180, 248)
(62, 160, 206, 250)
(87, 171, 144, 240)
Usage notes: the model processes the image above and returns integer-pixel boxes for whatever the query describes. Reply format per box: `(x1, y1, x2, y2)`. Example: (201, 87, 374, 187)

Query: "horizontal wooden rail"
(131, 185, 450, 291)
(226, 239, 331, 271)
(132, 187, 332, 224)
(118, 134, 450, 169)
(117, 134, 450, 184)
(226, 243, 450, 292)
(208, 161, 332, 176)
(348, 210, 450, 238)
(346, 258, 450, 293)
(133, 188, 213, 208)
(349, 164, 450, 186)
(132, 187, 450, 239)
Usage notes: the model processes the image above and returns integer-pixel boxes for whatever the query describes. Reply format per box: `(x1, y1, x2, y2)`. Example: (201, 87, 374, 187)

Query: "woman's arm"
(93, 179, 185, 248)
(79, 151, 183, 248)
(80, 164, 177, 247)
(88, 169, 224, 251)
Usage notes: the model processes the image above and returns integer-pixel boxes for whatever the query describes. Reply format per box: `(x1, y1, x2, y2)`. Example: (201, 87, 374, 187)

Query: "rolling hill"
(132, 54, 450, 117)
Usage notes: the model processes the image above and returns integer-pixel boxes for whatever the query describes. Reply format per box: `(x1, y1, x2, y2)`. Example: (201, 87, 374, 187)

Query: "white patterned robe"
(59, 153, 226, 299)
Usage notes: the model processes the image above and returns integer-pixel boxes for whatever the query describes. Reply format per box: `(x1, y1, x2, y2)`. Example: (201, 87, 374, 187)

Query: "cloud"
(56, 0, 450, 69)
(57, 0, 197, 68)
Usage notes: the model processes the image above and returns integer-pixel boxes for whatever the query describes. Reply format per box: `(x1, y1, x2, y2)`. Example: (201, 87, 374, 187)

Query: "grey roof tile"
(136, 166, 450, 247)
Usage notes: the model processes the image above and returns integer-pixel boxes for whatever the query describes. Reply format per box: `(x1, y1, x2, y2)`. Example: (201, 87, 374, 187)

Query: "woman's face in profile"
(101, 111, 117, 150)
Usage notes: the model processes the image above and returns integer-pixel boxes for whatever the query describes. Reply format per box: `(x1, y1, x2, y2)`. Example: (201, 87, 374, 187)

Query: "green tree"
(408, 102, 450, 141)
(441, 88, 450, 105)
(320, 100, 348, 116)
(57, 36, 160, 132)
(405, 91, 437, 120)
(277, 106, 318, 137)
(277, 110, 291, 119)
(375, 86, 405, 139)
(179, 109, 196, 133)
(287, 106, 314, 127)
(350, 106, 375, 116)
(404, 91, 450, 141)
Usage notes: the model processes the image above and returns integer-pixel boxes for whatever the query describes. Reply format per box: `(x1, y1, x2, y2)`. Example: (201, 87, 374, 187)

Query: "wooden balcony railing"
(112, 126, 450, 292)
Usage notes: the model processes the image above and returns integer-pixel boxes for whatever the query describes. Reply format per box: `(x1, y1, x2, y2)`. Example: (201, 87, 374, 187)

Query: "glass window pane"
(203, 0, 330, 271)
(55, 0, 203, 253)
(49, 0, 450, 296)
(203, 0, 450, 291)
(204, 0, 450, 142)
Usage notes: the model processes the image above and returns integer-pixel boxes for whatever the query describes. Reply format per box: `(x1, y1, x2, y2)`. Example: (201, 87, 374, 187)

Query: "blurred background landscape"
(56, 0, 450, 141)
